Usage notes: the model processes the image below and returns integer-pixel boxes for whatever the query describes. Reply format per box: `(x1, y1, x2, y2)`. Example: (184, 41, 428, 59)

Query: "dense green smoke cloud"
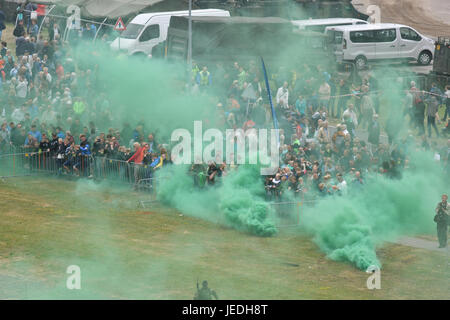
(302, 155, 443, 270)
(157, 164, 277, 237)
(76, 48, 218, 140)
(299, 69, 447, 270)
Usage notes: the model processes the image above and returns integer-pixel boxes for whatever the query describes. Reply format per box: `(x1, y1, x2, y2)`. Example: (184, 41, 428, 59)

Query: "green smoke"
(156, 164, 277, 237)
(299, 67, 448, 270)
(8, 30, 444, 273)
(75, 44, 445, 270)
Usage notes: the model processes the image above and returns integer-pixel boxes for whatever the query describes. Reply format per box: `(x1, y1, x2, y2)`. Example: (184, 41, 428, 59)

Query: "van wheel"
(418, 51, 432, 65)
(132, 52, 147, 60)
(355, 56, 367, 70)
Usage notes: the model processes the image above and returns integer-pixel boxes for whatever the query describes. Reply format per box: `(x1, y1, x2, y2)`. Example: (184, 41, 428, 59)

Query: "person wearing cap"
(434, 194, 448, 248)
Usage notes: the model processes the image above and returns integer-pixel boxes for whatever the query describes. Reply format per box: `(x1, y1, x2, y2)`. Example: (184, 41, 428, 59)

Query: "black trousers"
(415, 115, 425, 135)
(427, 116, 439, 138)
(437, 223, 448, 247)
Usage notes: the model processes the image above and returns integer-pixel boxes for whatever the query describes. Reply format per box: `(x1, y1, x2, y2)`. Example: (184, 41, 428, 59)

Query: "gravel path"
(392, 236, 450, 255)
(352, 0, 450, 37)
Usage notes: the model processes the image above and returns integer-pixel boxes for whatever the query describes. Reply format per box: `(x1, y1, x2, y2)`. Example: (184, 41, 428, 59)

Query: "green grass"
(1, 22, 50, 56)
(0, 177, 449, 299)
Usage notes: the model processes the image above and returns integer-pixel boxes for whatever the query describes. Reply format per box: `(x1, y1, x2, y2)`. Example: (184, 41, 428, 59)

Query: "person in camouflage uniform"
(434, 194, 449, 248)
(194, 280, 218, 300)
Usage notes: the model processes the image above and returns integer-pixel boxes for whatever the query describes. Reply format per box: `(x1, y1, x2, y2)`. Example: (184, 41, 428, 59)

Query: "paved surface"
(393, 236, 450, 255)
(352, 0, 450, 38)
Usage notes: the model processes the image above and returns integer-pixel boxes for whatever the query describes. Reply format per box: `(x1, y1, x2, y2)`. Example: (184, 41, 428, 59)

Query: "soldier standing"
(194, 280, 218, 300)
(434, 194, 449, 248)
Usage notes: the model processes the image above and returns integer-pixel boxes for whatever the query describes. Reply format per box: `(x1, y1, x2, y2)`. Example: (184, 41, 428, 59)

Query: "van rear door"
(325, 29, 344, 60)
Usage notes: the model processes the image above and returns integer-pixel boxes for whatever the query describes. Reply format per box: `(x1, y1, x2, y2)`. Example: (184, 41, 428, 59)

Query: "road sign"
(114, 17, 126, 31)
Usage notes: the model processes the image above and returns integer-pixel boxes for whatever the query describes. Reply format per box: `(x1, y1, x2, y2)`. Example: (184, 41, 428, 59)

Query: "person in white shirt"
(16, 76, 28, 100)
(276, 81, 289, 109)
(342, 104, 358, 127)
(318, 80, 331, 116)
(335, 173, 347, 195)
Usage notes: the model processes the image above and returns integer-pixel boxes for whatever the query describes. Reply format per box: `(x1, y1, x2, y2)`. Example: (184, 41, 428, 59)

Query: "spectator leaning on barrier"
(127, 142, 149, 189)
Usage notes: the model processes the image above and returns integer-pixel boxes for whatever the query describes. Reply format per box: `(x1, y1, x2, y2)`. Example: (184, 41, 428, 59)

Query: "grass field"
(0, 176, 449, 300)
(1, 22, 50, 55)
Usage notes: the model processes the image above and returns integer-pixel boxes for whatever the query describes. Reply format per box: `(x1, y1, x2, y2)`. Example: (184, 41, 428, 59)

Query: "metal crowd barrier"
(0, 150, 57, 177)
(0, 151, 162, 195)
(267, 199, 318, 228)
(0, 144, 29, 156)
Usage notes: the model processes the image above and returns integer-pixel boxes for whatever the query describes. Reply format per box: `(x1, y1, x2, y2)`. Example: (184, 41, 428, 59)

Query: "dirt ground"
(353, 0, 450, 37)
(0, 177, 449, 299)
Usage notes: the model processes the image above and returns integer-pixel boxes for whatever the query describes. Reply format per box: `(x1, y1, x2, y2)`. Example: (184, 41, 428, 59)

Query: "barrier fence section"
(1, 150, 330, 224)
(0, 151, 56, 177)
(0, 151, 160, 195)
(268, 199, 317, 228)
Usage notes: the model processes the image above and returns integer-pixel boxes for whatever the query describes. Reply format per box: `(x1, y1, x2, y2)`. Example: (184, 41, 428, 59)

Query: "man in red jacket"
(127, 142, 149, 189)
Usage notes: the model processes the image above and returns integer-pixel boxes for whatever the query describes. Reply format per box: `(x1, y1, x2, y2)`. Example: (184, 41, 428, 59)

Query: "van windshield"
(120, 23, 144, 39)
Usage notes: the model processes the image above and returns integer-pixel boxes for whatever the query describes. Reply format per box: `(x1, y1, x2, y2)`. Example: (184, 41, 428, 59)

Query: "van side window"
(140, 25, 160, 42)
(374, 29, 396, 42)
(350, 30, 376, 43)
(400, 27, 421, 41)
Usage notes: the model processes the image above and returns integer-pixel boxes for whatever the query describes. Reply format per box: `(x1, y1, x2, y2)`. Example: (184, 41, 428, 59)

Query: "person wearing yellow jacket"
(73, 98, 86, 116)
(196, 66, 211, 88)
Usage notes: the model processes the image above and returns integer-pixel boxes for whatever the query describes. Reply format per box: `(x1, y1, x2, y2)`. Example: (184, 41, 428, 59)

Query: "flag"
(150, 156, 163, 169)
(261, 57, 279, 144)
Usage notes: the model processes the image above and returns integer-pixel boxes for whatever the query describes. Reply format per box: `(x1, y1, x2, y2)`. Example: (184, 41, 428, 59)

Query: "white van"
(291, 18, 368, 33)
(325, 23, 435, 69)
(110, 9, 230, 56)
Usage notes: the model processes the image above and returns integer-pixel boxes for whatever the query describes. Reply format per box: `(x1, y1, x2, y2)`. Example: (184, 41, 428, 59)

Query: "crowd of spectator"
(0, 13, 448, 202)
(188, 59, 449, 200)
